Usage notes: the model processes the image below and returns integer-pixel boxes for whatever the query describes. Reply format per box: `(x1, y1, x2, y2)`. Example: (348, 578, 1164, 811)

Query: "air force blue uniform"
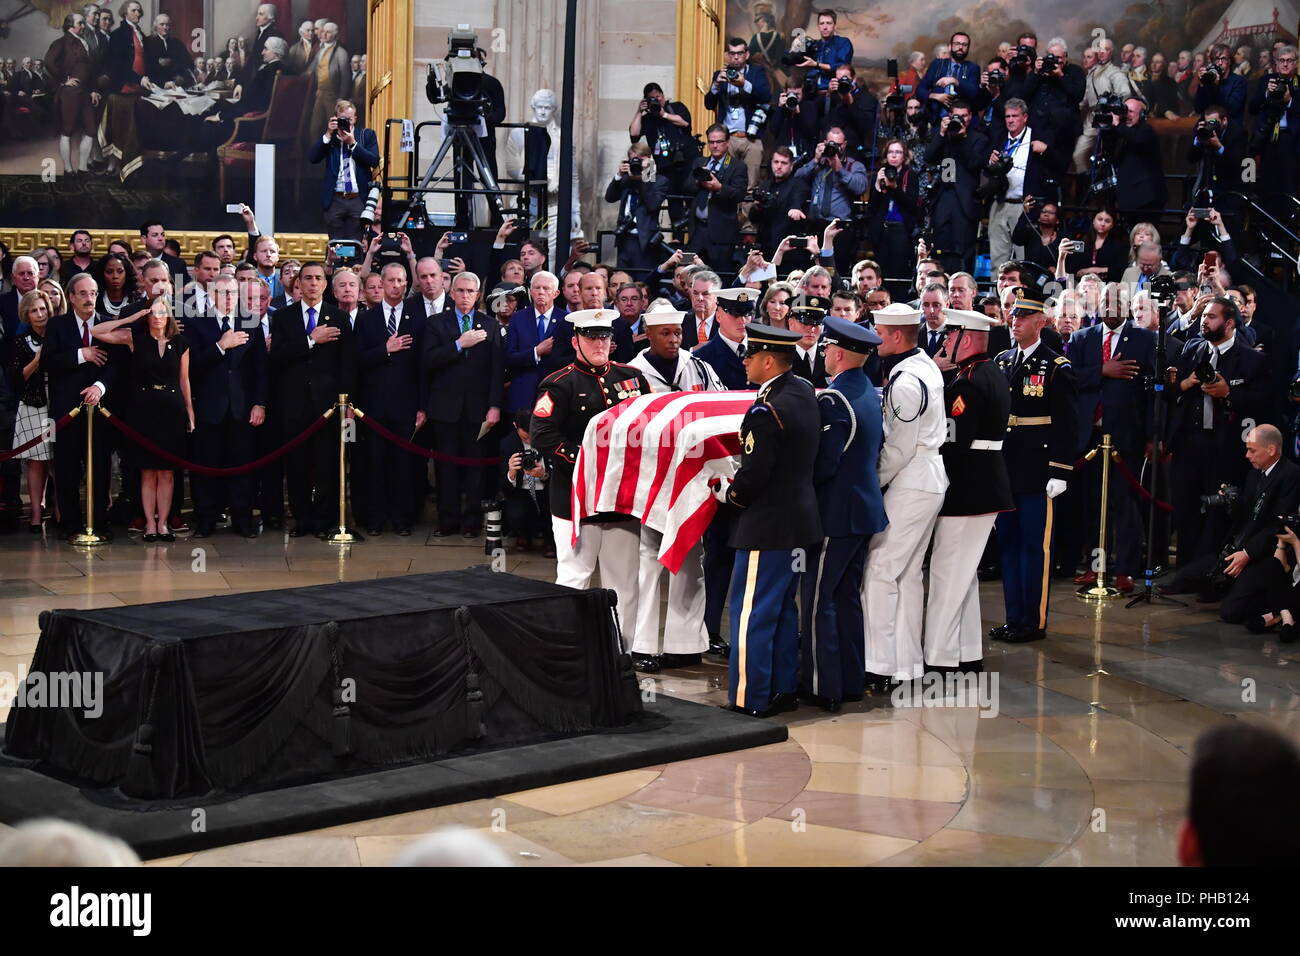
(799, 363, 887, 705)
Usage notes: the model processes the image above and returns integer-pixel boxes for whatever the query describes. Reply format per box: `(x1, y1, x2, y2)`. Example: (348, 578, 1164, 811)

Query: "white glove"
(710, 478, 731, 503)
(1046, 479, 1067, 499)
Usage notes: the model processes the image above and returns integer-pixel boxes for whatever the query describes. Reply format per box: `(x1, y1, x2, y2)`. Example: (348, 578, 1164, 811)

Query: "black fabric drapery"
(2, 569, 641, 801)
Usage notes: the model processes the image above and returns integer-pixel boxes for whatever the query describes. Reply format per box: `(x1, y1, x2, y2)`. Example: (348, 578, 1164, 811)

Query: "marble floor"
(1, 527, 1297, 867)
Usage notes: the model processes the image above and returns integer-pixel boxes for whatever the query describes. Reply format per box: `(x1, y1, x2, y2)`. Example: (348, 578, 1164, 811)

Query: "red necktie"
(1095, 331, 1112, 423)
(81, 320, 89, 348)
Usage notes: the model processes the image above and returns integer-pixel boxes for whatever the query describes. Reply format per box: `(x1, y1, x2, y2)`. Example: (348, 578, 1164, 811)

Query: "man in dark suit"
(923, 102, 990, 275)
(1164, 424, 1300, 613)
(1067, 310, 1157, 592)
(503, 270, 570, 415)
(1194, 45, 1248, 119)
(268, 262, 356, 537)
(604, 146, 669, 276)
(694, 293, 750, 390)
(355, 262, 427, 535)
(44, 273, 118, 539)
(1111, 97, 1167, 212)
(143, 12, 193, 89)
(248, 4, 283, 78)
(680, 269, 721, 351)
(107, 1, 149, 93)
(985, 98, 1068, 270)
(704, 37, 772, 191)
(189, 275, 267, 538)
(422, 272, 504, 536)
(685, 124, 748, 270)
(1187, 105, 1248, 219)
(1162, 297, 1272, 576)
(309, 100, 379, 240)
(918, 30, 980, 121)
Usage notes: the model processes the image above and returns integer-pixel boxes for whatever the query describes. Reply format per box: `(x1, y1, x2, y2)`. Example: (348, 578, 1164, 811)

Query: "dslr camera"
(882, 164, 903, 184)
(945, 114, 966, 136)
(520, 448, 542, 472)
(835, 76, 853, 94)
(783, 91, 800, 110)
(628, 156, 643, 176)
(822, 140, 840, 161)
(1094, 92, 1127, 127)
(725, 67, 740, 82)
(645, 99, 662, 115)
(1011, 44, 1035, 71)
(987, 69, 1005, 86)
(1040, 53, 1060, 75)
(1200, 484, 1240, 514)
(1194, 118, 1222, 146)
(1267, 74, 1288, 105)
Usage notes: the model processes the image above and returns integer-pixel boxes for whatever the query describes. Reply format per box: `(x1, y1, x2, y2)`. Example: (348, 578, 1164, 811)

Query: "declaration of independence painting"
(0, 0, 369, 230)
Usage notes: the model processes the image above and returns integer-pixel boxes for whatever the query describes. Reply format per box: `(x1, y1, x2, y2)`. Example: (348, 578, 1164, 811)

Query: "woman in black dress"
(92, 297, 194, 542)
(1064, 207, 1128, 282)
(865, 138, 924, 302)
(92, 251, 140, 318)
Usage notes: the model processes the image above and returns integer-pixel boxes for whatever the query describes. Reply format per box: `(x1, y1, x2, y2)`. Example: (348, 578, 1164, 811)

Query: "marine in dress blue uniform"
(991, 293, 1078, 642)
(799, 317, 887, 711)
(715, 323, 822, 717)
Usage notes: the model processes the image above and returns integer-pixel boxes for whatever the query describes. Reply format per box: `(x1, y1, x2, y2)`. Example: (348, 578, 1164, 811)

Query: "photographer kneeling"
(1244, 524, 1300, 641)
(1165, 425, 1300, 611)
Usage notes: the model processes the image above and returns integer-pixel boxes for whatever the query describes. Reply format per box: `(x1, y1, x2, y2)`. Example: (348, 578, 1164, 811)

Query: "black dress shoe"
(660, 652, 702, 668)
(988, 624, 1016, 641)
(159, 531, 175, 543)
(1280, 623, 1298, 643)
(705, 633, 731, 660)
(864, 671, 895, 693)
(631, 653, 661, 673)
(722, 703, 765, 717)
(798, 691, 841, 713)
(958, 659, 984, 674)
(143, 533, 158, 543)
(1244, 615, 1272, 634)
(1003, 627, 1046, 643)
(976, 564, 1001, 581)
(395, 526, 412, 536)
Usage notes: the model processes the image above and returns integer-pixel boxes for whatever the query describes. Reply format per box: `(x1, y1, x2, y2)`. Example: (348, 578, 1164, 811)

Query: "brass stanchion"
(1079, 432, 1122, 602)
(70, 403, 109, 547)
(325, 393, 358, 545)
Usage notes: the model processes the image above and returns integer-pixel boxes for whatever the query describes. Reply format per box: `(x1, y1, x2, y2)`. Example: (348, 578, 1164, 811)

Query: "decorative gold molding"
(0, 229, 328, 261)
(368, 0, 414, 182)
(676, 0, 724, 129)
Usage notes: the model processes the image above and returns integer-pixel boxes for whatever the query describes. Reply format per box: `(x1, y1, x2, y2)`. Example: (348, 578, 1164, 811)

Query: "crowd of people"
(1, 3, 365, 176)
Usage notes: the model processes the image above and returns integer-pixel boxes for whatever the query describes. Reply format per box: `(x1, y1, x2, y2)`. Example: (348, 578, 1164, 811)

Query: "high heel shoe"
(159, 530, 175, 543)
(143, 533, 158, 543)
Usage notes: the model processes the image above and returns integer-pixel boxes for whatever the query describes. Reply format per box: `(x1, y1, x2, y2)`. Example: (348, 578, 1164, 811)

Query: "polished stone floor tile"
(881, 827, 1064, 866)
(1109, 656, 1300, 711)
(181, 834, 362, 867)
(1023, 714, 1190, 783)
(951, 782, 1094, 844)
(503, 769, 661, 815)
(659, 816, 916, 867)
(967, 749, 1093, 791)
(1045, 805, 1183, 867)
(789, 719, 965, 767)
(629, 780, 786, 822)
(771, 790, 960, 842)
(981, 675, 1099, 718)
(508, 802, 743, 863)
(1096, 700, 1236, 752)
(1042, 674, 1185, 708)
(804, 762, 969, 802)
(302, 799, 551, 838)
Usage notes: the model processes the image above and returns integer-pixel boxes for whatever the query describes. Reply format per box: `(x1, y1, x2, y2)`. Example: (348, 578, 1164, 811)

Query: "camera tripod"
(396, 122, 506, 231)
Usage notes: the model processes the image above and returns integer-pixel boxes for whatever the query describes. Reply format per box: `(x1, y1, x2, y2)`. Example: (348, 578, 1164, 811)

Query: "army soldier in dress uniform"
(862, 304, 950, 689)
(799, 317, 888, 712)
(530, 309, 651, 643)
(627, 302, 723, 672)
(990, 292, 1078, 643)
(712, 323, 822, 717)
(923, 308, 1014, 672)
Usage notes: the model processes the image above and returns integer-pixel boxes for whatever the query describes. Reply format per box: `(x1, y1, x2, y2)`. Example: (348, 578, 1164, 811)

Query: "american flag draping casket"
(571, 391, 758, 573)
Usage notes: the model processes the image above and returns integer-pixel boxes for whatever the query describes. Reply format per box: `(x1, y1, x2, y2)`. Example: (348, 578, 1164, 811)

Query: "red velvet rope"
(354, 409, 500, 466)
(1072, 449, 1174, 514)
(0, 409, 82, 462)
(100, 408, 334, 476)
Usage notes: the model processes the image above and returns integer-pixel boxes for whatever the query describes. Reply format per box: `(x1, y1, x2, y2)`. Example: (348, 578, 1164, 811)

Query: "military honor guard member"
(799, 317, 887, 711)
(991, 292, 1078, 643)
(714, 323, 822, 717)
(923, 308, 1014, 671)
(862, 303, 949, 687)
(626, 302, 724, 672)
(530, 309, 651, 641)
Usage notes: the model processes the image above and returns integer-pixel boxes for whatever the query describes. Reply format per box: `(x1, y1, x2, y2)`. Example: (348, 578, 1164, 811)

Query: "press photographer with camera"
(922, 100, 989, 276)
(1072, 38, 1143, 176)
(974, 56, 1011, 130)
(630, 82, 695, 225)
(818, 64, 878, 159)
(309, 100, 379, 241)
(1195, 45, 1247, 119)
(685, 125, 749, 270)
(985, 98, 1067, 269)
(501, 409, 552, 556)
(1109, 96, 1167, 212)
(1248, 45, 1300, 216)
(793, 8, 854, 93)
(1187, 105, 1247, 220)
(704, 37, 771, 195)
(1011, 197, 1064, 270)
(768, 85, 820, 161)
(749, 146, 811, 258)
(604, 144, 668, 275)
(1160, 425, 1300, 616)
(1162, 296, 1272, 572)
(864, 139, 923, 295)
(793, 127, 868, 276)
(918, 31, 980, 121)
(1023, 38, 1086, 136)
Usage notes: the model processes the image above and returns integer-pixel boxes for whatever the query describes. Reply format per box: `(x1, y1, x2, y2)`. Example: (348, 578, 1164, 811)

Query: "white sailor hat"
(640, 303, 688, 327)
(871, 303, 923, 327)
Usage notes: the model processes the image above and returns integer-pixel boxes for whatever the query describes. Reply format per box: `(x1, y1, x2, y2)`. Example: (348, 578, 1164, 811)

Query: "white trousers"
(552, 516, 640, 645)
(631, 527, 708, 655)
(862, 486, 944, 681)
(923, 513, 997, 667)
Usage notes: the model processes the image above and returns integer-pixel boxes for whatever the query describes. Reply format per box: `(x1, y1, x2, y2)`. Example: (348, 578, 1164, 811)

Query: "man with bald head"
(579, 271, 635, 360)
